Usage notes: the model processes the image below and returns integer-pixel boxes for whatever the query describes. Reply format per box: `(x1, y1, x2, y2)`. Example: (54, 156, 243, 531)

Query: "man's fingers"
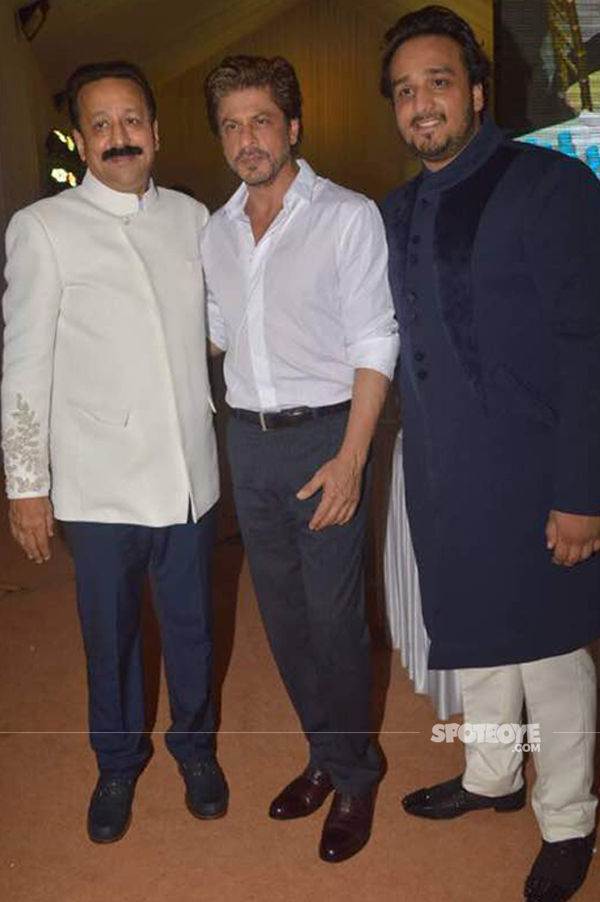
(297, 471, 324, 501)
(310, 497, 356, 531)
(309, 493, 344, 530)
(553, 540, 591, 567)
(545, 516, 557, 550)
(19, 528, 44, 564)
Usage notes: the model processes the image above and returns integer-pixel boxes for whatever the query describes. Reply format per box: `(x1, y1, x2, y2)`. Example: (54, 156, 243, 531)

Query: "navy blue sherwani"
(382, 115, 600, 669)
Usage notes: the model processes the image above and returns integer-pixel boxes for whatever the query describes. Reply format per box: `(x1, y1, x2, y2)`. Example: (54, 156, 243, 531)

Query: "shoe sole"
(185, 794, 229, 820)
(87, 814, 132, 844)
(404, 796, 526, 820)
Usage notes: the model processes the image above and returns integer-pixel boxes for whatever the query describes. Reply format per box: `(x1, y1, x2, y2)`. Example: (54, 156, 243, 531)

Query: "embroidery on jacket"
(2, 394, 46, 494)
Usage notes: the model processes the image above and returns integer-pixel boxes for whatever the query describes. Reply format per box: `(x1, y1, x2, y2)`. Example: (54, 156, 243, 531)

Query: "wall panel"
(154, 0, 492, 209)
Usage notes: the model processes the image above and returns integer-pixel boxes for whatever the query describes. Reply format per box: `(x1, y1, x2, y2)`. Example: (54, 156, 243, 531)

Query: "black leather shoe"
(87, 774, 137, 843)
(269, 767, 334, 820)
(402, 774, 526, 820)
(319, 790, 375, 863)
(524, 832, 596, 902)
(179, 757, 229, 819)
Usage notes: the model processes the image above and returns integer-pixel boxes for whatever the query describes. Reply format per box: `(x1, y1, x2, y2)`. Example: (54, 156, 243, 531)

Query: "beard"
(230, 146, 292, 187)
(403, 101, 478, 165)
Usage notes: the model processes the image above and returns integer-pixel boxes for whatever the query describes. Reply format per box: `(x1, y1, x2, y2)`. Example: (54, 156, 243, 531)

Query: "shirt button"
(122, 217, 130, 225)
(407, 291, 417, 303)
(417, 369, 428, 381)
(414, 351, 425, 362)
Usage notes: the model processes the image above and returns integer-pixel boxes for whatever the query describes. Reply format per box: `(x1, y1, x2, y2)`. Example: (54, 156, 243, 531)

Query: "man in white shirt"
(2, 61, 227, 843)
(202, 54, 399, 863)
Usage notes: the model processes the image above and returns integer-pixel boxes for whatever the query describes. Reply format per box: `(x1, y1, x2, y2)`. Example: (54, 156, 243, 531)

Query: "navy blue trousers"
(63, 505, 216, 776)
(227, 412, 382, 794)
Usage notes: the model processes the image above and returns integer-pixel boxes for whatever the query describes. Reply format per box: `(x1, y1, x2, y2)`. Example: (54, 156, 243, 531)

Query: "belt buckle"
(259, 411, 268, 432)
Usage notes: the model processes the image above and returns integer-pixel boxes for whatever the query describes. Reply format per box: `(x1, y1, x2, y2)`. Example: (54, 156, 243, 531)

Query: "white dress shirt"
(202, 159, 399, 411)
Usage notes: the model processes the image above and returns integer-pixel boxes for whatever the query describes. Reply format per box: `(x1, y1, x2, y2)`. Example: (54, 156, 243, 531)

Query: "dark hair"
(380, 5, 491, 106)
(66, 61, 157, 129)
(204, 55, 303, 150)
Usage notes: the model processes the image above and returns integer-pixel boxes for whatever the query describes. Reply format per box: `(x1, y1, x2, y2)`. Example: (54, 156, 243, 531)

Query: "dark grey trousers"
(227, 409, 382, 793)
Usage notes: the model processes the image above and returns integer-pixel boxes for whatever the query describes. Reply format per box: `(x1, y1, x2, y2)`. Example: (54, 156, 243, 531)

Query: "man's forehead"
(392, 34, 464, 72)
(79, 77, 147, 110)
(219, 86, 278, 116)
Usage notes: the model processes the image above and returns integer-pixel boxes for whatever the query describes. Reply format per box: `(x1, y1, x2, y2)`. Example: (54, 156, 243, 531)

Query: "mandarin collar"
(224, 158, 317, 221)
(419, 113, 506, 194)
(78, 169, 158, 215)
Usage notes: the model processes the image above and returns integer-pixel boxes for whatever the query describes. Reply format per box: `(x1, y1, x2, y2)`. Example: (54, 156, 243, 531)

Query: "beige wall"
(154, 0, 493, 210)
(0, 4, 56, 274)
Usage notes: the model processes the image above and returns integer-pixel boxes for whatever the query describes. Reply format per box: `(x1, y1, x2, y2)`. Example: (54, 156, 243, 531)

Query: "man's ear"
(472, 83, 484, 114)
(289, 117, 300, 147)
(153, 120, 160, 152)
(73, 129, 86, 162)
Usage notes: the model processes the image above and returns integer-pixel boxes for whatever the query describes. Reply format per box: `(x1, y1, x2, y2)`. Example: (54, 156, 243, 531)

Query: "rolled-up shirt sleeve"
(337, 198, 400, 379)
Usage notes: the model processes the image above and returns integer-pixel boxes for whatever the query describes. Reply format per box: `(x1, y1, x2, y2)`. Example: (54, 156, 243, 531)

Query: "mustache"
(411, 113, 447, 128)
(102, 145, 143, 161)
(235, 148, 270, 164)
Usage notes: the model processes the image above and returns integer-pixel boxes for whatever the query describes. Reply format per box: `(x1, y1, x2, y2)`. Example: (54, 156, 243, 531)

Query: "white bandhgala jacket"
(1, 171, 219, 526)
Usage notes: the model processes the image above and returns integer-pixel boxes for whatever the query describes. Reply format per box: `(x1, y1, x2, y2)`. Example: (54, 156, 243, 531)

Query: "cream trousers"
(459, 648, 597, 841)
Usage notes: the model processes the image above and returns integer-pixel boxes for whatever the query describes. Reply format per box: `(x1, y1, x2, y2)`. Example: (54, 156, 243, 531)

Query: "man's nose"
(238, 122, 257, 146)
(110, 120, 128, 146)
(413, 85, 436, 113)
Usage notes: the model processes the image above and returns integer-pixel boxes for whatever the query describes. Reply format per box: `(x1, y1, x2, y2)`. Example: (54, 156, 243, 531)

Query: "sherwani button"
(417, 369, 428, 380)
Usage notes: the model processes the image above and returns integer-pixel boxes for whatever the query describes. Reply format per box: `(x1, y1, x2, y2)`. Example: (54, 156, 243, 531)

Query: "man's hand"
(8, 497, 55, 564)
(545, 510, 600, 567)
(297, 452, 363, 531)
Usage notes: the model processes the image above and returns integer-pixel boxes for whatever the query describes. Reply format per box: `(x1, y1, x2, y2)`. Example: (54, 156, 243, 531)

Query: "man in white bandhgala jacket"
(1, 61, 228, 844)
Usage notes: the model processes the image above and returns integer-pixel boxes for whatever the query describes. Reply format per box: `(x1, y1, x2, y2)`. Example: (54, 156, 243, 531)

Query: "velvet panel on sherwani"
(381, 115, 600, 669)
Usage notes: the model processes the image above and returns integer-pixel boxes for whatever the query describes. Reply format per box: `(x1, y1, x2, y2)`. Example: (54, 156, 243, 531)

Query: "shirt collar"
(78, 169, 158, 215)
(224, 157, 317, 221)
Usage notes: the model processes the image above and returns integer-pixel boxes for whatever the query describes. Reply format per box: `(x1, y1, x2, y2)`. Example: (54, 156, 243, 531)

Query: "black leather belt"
(230, 400, 351, 431)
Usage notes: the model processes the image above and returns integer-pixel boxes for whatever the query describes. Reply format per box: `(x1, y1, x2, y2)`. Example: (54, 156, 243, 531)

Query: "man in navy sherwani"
(380, 7, 600, 902)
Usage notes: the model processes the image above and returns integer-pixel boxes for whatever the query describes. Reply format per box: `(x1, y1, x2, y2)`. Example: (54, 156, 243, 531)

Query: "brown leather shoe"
(269, 767, 334, 820)
(319, 790, 375, 863)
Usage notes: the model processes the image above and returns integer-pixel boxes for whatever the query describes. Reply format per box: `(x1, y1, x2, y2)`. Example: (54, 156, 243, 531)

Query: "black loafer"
(402, 774, 526, 820)
(524, 832, 596, 901)
(179, 757, 229, 819)
(319, 790, 375, 863)
(269, 767, 334, 820)
(87, 774, 138, 843)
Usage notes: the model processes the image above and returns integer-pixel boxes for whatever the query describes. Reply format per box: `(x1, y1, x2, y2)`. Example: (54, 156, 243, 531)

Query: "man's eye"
(256, 116, 268, 125)
(396, 87, 413, 100)
(126, 116, 141, 126)
(93, 121, 109, 131)
(432, 78, 449, 88)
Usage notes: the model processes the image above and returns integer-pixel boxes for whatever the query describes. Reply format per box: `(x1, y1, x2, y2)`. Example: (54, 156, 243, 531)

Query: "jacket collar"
(78, 170, 158, 216)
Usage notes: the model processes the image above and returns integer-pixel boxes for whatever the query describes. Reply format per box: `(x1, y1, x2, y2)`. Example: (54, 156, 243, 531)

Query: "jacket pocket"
(491, 365, 556, 427)
(68, 402, 130, 427)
